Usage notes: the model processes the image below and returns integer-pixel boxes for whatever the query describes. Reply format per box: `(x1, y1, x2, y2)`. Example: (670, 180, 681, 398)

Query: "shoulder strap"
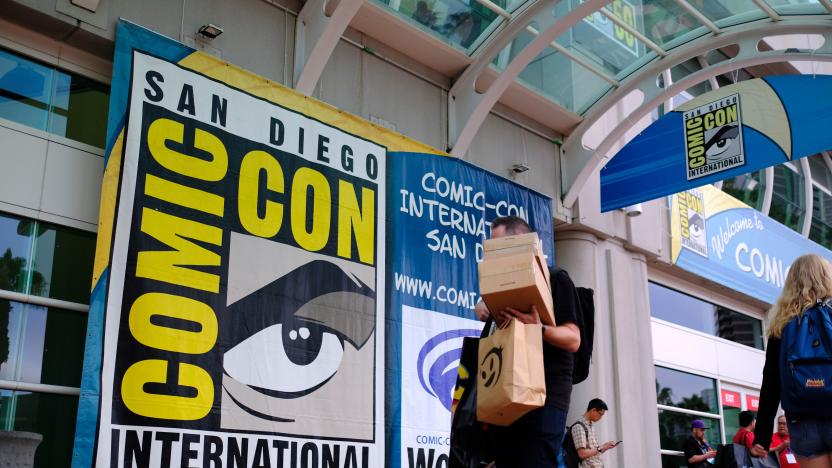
(480, 316, 494, 338)
(574, 421, 589, 438)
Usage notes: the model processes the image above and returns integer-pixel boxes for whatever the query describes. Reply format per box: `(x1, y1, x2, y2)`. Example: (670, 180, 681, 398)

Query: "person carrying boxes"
(474, 215, 581, 467)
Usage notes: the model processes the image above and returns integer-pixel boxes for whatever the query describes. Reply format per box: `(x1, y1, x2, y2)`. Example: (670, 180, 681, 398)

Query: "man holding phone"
(570, 398, 621, 467)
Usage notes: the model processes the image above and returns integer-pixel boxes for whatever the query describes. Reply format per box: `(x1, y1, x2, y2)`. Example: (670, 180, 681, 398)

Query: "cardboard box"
(478, 254, 555, 325)
(483, 233, 550, 286)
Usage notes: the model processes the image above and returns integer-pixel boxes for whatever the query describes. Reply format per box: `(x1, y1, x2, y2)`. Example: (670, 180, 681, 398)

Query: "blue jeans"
(489, 405, 568, 467)
(788, 416, 832, 458)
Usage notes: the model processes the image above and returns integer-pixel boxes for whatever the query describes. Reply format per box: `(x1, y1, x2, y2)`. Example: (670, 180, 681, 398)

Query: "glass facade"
(769, 164, 805, 233)
(0, 48, 108, 148)
(656, 366, 722, 466)
(0, 211, 95, 468)
(649, 282, 764, 350)
(720, 170, 765, 211)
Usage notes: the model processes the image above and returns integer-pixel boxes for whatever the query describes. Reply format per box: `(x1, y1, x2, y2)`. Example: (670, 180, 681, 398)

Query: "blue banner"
(385, 152, 553, 467)
(602, 75, 832, 212)
(670, 186, 832, 304)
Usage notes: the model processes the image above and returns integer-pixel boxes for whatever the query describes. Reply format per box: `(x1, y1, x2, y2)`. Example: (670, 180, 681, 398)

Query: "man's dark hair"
(490, 216, 531, 235)
(587, 398, 608, 412)
(739, 410, 756, 427)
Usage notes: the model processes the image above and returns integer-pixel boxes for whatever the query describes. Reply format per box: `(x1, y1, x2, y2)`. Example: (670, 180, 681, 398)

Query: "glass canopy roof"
(372, 0, 830, 115)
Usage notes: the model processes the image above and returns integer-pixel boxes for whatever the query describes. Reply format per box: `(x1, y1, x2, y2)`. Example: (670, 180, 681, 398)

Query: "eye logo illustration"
(704, 124, 740, 163)
(416, 329, 480, 412)
(688, 212, 705, 242)
(479, 347, 503, 389)
(220, 234, 376, 440)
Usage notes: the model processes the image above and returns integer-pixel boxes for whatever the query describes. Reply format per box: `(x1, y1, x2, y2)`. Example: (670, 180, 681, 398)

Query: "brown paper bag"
(476, 318, 546, 426)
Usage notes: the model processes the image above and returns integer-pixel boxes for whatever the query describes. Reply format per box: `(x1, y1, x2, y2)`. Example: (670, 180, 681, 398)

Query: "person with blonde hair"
(751, 254, 832, 468)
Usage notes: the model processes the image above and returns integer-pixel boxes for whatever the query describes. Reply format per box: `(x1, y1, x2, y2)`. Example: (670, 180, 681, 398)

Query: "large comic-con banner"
(74, 20, 553, 468)
(670, 185, 831, 304)
(387, 153, 553, 468)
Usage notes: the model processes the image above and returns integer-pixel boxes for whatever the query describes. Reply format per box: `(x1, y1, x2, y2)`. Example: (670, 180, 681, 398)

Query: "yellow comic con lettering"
(128, 292, 218, 354)
(686, 116, 705, 168)
(121, 360, 214, 420)
(136, 207, 223, 293)
(147, 117, 228, 182)
(238, 150, 285, 238)
(291, 167, 331, 252)
(337, 180, 375, 264)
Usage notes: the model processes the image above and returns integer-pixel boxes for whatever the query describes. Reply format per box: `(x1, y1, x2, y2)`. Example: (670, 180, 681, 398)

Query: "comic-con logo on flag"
(678, 189, 707, 258)
(683, 93, 745, 180)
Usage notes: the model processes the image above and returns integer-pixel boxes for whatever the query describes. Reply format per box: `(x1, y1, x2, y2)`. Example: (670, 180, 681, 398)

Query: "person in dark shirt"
(751, 254, 832, 467)
(683, 419, 716, 468)
(475, 216, 581, 467)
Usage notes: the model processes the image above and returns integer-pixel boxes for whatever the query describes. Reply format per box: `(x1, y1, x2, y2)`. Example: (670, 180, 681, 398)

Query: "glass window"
(0, 301, 86, 387)
(656, 366, 719, 414)
(0, 390, 78, 468)
(32, 222, 96, 304)
(0, 48, 53, 132)
(716, 307, 764, 350)
(720, 170, 764, 210)
(657, 366, 722, 462)
(0, 212, 96, 304)
(649, 282, 716, 335)
(723, 406, 742, 443)
(658, 410, 722, 453)
(0, 48, 109, 149)
(373, 0, 503, 52)
(650, 282, 765, 350)
(810, 186, 832, 250)
(48, 70, 109, 148)
(0, 212, 35, 293)
(809, 155, 831, 192)
(769, 165, 804, 233)
(0, 300, 24, 381)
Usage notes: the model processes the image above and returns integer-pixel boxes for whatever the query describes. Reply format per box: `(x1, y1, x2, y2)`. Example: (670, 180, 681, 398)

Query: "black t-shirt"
(543, 268, 579, 411)
(683, 435, 712, 468)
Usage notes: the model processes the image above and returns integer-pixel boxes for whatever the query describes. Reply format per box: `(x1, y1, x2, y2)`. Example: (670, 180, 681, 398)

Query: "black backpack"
(561, 421, 588, 468)
(550, 267, 595, 384)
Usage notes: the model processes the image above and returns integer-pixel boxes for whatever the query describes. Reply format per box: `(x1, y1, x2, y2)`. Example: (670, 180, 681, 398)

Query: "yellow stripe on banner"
(177, 52, 446, 156)
(92, 130, 125, 289)
(701, 184, 749, 216)
(670, 193, 682, 263)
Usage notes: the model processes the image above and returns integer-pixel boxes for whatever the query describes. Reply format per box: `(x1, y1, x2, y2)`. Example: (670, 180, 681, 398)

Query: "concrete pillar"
(555, 230, 661, 468)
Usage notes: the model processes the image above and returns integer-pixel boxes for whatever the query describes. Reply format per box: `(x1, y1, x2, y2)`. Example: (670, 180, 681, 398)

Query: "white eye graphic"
(706, 137, 734, 157)
(224, 323, 344, 393)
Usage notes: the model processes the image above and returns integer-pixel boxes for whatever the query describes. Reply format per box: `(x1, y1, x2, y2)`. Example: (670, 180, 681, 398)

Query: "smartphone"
(614, 441, 623, 446)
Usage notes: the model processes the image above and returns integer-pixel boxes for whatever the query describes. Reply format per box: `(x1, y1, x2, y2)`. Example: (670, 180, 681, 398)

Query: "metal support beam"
(820, 0, 832, 14)
(800, 156, 814, 237)
(294, 0, 364, 95)
(674, 0, 720, 35)
(762, 166, 774, 215)
(449, 0, 610, 155)
(752, 0, 782, 21)
(561, 21, 832, 209)
(696, 55, 720, 90)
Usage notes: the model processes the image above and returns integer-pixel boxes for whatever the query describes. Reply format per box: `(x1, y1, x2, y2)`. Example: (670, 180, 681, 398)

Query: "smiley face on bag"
(480, 347, 504, 388)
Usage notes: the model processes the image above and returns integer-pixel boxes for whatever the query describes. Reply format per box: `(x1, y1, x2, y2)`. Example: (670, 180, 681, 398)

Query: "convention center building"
(0, 0, 831, 466)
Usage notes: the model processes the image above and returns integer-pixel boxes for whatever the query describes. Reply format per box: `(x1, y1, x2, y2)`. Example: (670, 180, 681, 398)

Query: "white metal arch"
(294, 0, 365, 95)
(561, 19, 832, 209)
(448, 0, 611, 155)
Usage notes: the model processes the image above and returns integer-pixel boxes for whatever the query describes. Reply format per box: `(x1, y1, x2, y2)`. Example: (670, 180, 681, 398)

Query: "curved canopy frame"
(561, 20, 832, 208)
